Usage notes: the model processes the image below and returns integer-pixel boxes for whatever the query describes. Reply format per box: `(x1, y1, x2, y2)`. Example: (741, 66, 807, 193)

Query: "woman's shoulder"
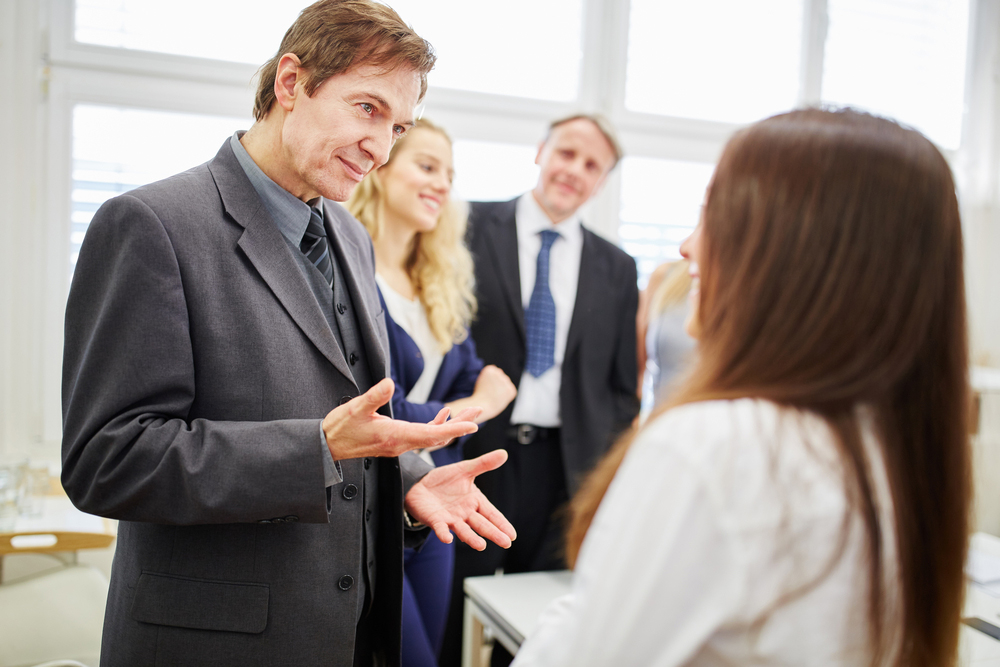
(627, 399, 846, 516)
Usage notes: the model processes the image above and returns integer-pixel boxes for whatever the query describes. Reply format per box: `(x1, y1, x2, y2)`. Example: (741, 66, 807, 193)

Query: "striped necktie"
(524, 229, 560, 377)
(300, 205, 333, 287)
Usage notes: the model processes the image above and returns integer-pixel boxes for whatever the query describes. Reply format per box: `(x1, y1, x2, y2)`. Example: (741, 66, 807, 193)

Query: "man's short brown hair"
(253, 0, 436, 121)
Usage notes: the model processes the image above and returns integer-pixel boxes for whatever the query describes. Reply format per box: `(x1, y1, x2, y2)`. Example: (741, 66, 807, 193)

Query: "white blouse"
(512, 399, 898, 667)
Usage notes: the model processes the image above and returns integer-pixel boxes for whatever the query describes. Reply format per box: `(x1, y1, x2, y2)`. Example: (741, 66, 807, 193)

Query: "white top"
(509, 193, 583, 428)
(512, 399, 899, 667)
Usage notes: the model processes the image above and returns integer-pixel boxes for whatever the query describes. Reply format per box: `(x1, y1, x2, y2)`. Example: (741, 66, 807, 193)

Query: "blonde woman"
(347, 119, 516, 667)
(636, 259, 695, 419)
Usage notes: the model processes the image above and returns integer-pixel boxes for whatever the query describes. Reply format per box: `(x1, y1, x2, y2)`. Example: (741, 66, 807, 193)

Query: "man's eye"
(361, 103, 373, 114)
(393, 126, 407, 136)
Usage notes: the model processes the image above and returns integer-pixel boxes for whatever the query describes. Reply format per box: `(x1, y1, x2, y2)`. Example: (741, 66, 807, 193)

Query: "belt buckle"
(516, 424, 534, 445)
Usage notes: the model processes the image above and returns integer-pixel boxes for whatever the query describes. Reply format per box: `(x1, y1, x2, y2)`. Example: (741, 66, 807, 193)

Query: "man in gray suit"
(61, 2, 515, 665)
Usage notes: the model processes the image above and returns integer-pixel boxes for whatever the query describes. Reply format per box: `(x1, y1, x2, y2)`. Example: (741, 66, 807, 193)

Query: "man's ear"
(274, 53, 303, 112)
(534, 140, 546, 167)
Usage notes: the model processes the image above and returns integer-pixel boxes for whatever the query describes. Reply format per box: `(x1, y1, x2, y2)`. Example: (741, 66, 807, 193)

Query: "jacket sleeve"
(61, 194, 331, 525)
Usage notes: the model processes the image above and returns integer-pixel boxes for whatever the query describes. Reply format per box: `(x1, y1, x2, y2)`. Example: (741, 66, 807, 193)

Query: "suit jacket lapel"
(324, 206, 388, 385)
(483, 200, 525, 341)
(208, 142, 355, 383)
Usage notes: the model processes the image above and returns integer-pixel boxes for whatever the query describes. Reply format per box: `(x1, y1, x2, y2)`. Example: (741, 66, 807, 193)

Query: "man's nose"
(365, 129, 395, 168)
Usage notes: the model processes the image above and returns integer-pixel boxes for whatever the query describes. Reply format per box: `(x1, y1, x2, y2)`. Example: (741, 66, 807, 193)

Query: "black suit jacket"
(463, 198, 640, 495)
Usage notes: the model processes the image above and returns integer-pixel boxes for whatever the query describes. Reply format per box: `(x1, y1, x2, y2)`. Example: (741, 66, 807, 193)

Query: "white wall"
(0, 0, 49, 462)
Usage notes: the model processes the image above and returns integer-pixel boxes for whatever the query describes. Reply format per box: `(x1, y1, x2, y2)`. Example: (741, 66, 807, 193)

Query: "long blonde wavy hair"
(346, 119, 476, 352)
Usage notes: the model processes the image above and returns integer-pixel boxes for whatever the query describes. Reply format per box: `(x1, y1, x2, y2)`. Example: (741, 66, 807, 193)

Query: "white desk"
(462, 536, 1000, 666)
(963, 533, 1000, 665)
(462, 570, 571, 667)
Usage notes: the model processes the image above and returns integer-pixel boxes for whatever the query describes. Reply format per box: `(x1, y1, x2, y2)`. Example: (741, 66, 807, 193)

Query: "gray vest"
(290, 223, 380, 622)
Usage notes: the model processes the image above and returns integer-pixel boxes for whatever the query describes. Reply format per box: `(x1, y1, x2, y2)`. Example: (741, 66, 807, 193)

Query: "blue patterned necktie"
(300, 205, 333, 287)
(524, 229, 560, 377)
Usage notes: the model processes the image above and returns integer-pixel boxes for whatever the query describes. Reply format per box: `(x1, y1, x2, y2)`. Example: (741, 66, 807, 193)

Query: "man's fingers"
(451, 521, 487, 552)
(461, 449, 509, 478)
(450, 406, 482, 424)
(430, 407, 451, 425)
(467, 512, 512, 549)
(430, 520, 454, 545)
(473, 493, 517, 541)
(356, 378, 394, 413)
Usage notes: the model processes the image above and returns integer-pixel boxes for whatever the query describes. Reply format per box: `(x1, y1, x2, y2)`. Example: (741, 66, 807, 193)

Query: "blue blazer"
(380, 289, 484, 467)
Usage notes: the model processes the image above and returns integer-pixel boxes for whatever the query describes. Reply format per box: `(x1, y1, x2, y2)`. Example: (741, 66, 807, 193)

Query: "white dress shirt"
(512, 399, 899, 667)
(509, 193, 583, 428)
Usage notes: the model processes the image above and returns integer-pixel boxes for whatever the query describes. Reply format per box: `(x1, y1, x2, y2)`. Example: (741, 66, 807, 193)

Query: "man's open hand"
(322, 378, 481, 460)
(404, 449, 517, 551)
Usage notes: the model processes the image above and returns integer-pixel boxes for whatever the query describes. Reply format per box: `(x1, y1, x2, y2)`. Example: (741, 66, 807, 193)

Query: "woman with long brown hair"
(512, 108, 970, 666)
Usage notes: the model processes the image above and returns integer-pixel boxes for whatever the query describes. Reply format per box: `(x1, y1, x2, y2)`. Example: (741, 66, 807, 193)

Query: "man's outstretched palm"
(405, 449, 517, 551)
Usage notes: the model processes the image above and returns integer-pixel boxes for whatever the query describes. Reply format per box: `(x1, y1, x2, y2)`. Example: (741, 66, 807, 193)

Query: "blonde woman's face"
(379, 127, 454, 234)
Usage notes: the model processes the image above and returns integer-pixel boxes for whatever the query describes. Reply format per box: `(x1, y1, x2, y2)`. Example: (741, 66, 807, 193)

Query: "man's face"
(532, 118, 617, 223)
(279, 62, 422, 202)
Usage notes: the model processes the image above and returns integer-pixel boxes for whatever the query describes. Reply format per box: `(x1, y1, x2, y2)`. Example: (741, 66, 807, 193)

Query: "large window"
(2, 0, 994, 454)
(60, 0, 976, 287)
(626, 0, 804, 125)
(71, 105, 250, 274)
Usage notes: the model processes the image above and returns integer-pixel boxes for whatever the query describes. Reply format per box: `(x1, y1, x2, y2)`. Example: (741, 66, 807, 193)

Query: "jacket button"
(343, 484, 359, 500)
(337, 303, 347, 315)
(349, 352, 358, 366)
(338, 575, 354, 591)
(364, 458, 371, 470)
(258, 519, 272, 524)
(284, 515, 298, 523)
(340, 395, 353, 405)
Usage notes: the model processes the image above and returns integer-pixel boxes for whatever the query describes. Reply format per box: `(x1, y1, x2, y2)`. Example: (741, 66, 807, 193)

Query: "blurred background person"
(635, 258, 695, 421)
(348, 118, 517, 667)
(513, 108, 971, 667)
(442, 113, 639, 667)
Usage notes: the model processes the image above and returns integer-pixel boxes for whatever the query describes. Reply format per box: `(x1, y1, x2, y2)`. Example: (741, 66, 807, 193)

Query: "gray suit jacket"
(61, 138, 426, 666)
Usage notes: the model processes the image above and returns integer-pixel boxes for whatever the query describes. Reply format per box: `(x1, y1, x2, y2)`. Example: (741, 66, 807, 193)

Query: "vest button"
(337, 303, 347, 315)
(364, 458, 371, 470)
(343, 483, 358, 500)
(338, 575, 354, 591)
(349, 352, 358, 365)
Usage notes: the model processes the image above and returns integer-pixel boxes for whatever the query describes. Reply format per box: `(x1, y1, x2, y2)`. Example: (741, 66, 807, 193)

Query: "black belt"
(507, 424, 560, 445)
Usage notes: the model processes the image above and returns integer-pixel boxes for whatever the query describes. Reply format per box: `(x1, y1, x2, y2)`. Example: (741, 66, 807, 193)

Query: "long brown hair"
(568, 108, 970, 666)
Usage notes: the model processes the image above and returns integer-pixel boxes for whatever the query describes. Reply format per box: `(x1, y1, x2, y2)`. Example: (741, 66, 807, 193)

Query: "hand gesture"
(404, 449, 516, 551)
(322, 378, 481, 460)
(447, 365, 518, 424)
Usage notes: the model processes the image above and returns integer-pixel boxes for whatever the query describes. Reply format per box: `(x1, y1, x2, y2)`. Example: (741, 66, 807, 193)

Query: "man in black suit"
(441, 114, 640, 666)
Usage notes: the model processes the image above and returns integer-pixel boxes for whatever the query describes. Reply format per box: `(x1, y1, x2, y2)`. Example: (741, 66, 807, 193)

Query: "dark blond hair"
(253, 0, 436, 121)
(346, 119, 476, 352)
(568, 108, 970, 667)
